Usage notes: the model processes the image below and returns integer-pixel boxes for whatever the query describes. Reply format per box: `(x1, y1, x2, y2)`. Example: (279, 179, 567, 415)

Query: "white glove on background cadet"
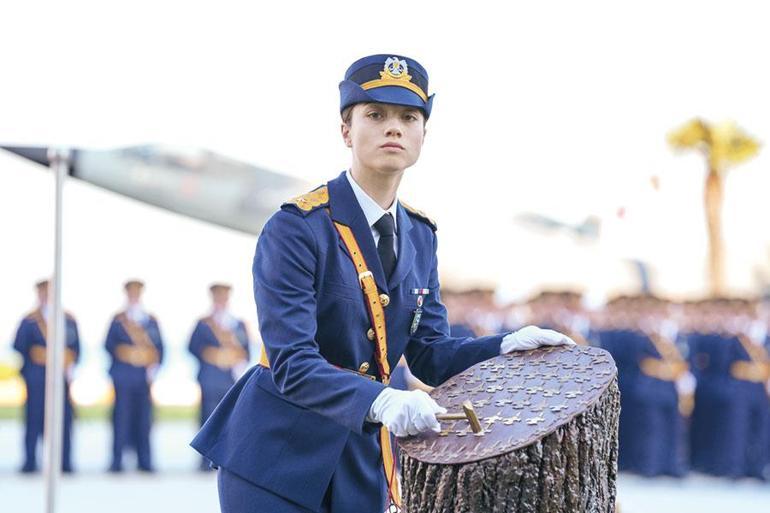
(368, 388, 447, 437)
(500, 325, 576, 354)
(675, 371, 697, 396)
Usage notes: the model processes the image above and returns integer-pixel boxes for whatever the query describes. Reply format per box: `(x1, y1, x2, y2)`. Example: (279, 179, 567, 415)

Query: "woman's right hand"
(368, 388, 446, 437)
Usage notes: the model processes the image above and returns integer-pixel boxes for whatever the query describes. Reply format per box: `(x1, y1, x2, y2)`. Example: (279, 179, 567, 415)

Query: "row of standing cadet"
(444, 290, 770, 480)
(9, 279, 251, 473)
(595, 296, 770, 480)
(12, 279, 770, 479)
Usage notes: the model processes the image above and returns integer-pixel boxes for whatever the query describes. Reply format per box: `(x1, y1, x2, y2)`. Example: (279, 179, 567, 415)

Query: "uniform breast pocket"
(316, 282, 366, 345)
(319, 280, 361, 302)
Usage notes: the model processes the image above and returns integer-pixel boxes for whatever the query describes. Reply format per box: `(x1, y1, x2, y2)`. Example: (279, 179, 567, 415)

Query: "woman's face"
(341, 102, 426, 175)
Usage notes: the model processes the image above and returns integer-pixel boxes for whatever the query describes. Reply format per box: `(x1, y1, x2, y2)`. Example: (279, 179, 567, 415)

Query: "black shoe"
(108, 463, 124, 473)
(20, 463, 38, 474)
(137, 466, 156, 473)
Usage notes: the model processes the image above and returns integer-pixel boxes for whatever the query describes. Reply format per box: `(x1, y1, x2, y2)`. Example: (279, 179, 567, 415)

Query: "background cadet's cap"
(339, 54, 434, 118)
(209, 283, 232, 292)
(124, 279, 145, 289)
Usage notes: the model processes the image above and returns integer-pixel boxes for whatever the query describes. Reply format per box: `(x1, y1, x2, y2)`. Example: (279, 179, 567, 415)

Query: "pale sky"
(1, 1, 769, 403)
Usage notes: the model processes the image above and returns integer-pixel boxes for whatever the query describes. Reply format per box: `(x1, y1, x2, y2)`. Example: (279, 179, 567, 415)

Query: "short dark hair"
(341, 105, 356, 125)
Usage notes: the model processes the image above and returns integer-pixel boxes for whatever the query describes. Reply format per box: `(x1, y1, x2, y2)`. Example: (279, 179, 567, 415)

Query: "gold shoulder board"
(401, 201, 437, 230)
(284, 185, 329, 213)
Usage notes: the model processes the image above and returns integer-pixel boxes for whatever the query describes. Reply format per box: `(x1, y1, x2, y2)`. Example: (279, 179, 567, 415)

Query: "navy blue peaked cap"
(339, 54, 434, 118)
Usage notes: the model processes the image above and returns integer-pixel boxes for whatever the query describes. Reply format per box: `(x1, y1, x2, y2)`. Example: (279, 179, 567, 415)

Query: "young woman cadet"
(191, 54, 575, 513)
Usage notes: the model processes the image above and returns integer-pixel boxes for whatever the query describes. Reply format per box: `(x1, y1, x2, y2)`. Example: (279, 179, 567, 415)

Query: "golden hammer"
(436, 400, 482, 434)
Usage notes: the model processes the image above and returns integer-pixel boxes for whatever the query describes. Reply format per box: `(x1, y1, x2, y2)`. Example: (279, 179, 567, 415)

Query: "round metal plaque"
(398, 345, 617, 464)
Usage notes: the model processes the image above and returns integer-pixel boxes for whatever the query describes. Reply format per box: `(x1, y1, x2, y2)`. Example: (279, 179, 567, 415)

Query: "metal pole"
(43, 147, 69, 513)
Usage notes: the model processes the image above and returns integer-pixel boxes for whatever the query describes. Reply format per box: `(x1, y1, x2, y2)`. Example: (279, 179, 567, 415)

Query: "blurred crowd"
(7, 279, 770, 481)
(442, 289, 770, 480)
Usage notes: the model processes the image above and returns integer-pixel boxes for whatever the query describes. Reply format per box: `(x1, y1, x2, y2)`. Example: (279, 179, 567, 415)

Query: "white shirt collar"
(126, 303, 148, 324)
(212, 309, 237, 330)
(345, 170, 398, 233)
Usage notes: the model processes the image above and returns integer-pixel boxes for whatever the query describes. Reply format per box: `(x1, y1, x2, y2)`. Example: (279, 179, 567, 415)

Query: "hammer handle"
(436, 413, 467, 421)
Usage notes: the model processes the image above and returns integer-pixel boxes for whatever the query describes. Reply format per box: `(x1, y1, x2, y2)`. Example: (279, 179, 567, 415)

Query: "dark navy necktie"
(374, 213, 397, 279)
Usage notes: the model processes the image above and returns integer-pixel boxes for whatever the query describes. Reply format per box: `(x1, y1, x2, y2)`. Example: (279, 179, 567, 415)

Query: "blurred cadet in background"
(442, 288, 503, 337)
(105, 279, 165, 473)
(188, 283, 251, 471)
(595, 296, 693, 477)
(443, 289, 770, 479)
(520, 291, 591, 346)
(685, 298, 770, 479)
(12, 279, 80, 473)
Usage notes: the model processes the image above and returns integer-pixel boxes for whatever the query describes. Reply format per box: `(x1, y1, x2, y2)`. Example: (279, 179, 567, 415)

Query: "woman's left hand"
(500, 325, 576, 354)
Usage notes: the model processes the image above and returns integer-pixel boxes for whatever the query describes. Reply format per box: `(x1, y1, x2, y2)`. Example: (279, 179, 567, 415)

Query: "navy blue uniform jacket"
(191, 172, 504, 511)
(14, 310, 81, 382)
(188, 317, 251, 389)
(105, 314, 165, 385)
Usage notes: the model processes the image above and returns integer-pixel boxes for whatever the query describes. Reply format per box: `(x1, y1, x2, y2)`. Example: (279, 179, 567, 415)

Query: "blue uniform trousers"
(22, 377, 74, 472)
(689, 333, 770, 478)
(707, 381, 769, 478)
(625, 378, 687, 476)
(111, 379, 153, 471)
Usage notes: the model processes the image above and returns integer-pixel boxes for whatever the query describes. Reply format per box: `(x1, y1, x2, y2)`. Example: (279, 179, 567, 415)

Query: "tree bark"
(400, 378, 620, 513)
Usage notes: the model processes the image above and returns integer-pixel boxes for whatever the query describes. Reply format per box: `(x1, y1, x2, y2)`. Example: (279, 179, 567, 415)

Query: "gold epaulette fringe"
(285, 185, 329, 213)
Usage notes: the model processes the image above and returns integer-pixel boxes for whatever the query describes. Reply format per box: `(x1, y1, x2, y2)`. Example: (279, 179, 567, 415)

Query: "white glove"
(675, 371, 696, 396)
(146, 364, 160, 383)
(500, 325, 576, 354)
(368, 388, 447, 437)
(231, 359, 249, 381)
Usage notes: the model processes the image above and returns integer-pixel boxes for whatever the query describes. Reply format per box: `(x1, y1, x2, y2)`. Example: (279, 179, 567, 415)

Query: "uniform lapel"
(388, 203, 416, 290)
(327, 172, 389, 293)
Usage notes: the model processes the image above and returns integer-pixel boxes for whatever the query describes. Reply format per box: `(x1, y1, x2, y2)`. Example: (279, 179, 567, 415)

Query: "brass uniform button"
(367, 328, 375, 341)
(358, 362, 370, 374)
(379, 294, 390, 307)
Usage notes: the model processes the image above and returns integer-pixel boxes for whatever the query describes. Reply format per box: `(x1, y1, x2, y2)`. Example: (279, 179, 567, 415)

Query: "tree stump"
(398, 345, 619, 513)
